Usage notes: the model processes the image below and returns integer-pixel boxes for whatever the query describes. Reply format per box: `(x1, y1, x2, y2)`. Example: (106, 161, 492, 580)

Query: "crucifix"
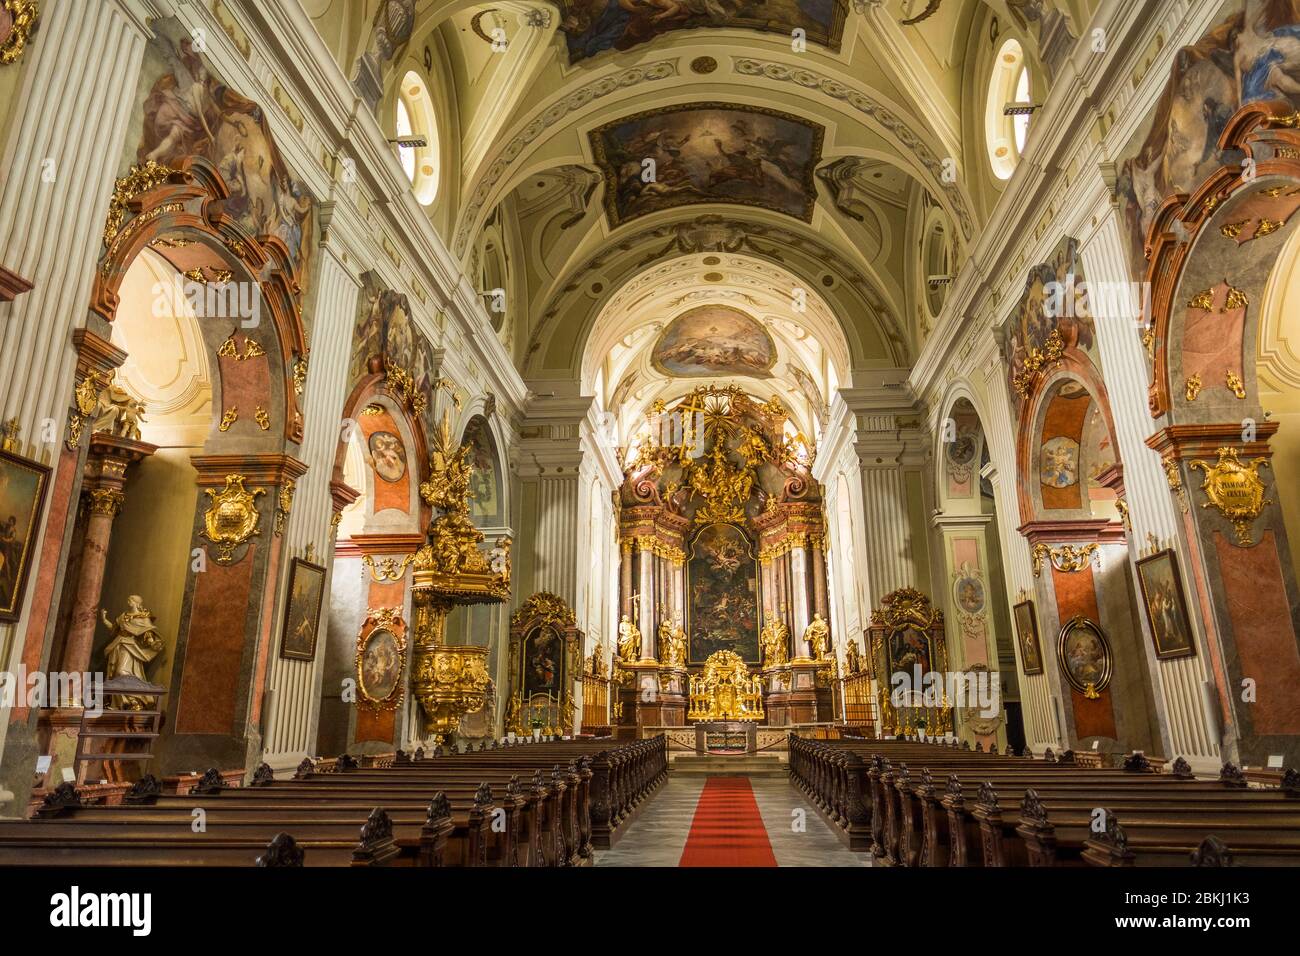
(630, 591, 641, 620)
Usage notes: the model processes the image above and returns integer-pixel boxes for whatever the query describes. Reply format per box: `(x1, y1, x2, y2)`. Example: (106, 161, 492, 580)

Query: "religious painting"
(651, 305, 776, 378)
(368, 430, 406, 483)
(687, 522, 760, 664)
(887, 626, 934, 679)
(357, 621, 406, 712)
(127, 19, 314, 281)
(462, 415, 503, 525)
(1115, 1, 1300, 271)
(522, 626, 563, 697)
(279, 557, 326, 661)
(350, 272, 436, 428)
(558, 0, 846, 64)
(1057, 616, 1113, 696)
(591, 103, 824, 227)
(952, 573, 985, 616)
(1003, 237, 1097, 406)
(1040, 436, 1080, 488)
(1013, 600, 1043, 675)
(0, 448, 50, 623)
(1136, 550, 1197, 660)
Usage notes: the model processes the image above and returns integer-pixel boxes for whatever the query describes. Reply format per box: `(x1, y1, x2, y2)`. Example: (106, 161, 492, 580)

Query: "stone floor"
(593, 774, 871, 867)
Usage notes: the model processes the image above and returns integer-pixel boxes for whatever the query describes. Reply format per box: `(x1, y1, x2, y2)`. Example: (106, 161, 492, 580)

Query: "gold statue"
(588, 644, 608, 679)
(617, 614, 642, 661)
(504, 691, 522, 735)
(760, 614, 788, 667)
(845, 637, 863, 675)
(659, 617, 687, 668)
(804, 612, 830, 660)
(100, 595, 163, 709)
(92, 378, 147, 442)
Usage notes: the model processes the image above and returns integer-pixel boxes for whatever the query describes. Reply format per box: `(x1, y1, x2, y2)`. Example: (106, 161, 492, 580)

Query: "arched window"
(394, 70, 439, 205)
(985, 39, 1032, 180)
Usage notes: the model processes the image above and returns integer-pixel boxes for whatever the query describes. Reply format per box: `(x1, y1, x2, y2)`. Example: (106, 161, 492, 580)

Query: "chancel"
(0, 0, 1297, 886)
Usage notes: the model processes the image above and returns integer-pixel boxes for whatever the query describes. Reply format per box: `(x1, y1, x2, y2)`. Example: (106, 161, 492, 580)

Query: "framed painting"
(1135, 549, 1196, 660)
(1056, 616, 1112, 698)
(1012, 599, 1043, 675)
(521, 624, 563, 698)
(278, 557, 326, 661)
(0, 447, 51, 623)
(356, 611, 406, 713)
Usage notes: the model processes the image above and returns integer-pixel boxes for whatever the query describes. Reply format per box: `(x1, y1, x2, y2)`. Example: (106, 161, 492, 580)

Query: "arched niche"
(1142, 102, 1300, 765)
(461, 413, 505, 530)
(75, 155, 309, 775)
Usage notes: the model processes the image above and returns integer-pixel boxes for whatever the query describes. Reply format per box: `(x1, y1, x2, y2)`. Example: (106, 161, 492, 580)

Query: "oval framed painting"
(1056, 615, 1112, 698)
(356, 615, 407, 712)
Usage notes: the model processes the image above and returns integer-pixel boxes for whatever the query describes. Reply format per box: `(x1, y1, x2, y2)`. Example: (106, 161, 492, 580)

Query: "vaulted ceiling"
(305, 0, 1097, 427)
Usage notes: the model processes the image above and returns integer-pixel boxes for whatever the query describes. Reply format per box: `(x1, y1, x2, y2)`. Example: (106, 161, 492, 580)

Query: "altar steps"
(669, 754, 788, 777)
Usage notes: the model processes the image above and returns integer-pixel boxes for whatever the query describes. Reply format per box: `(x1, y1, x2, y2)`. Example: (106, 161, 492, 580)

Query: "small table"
(694, 721, 757, 754)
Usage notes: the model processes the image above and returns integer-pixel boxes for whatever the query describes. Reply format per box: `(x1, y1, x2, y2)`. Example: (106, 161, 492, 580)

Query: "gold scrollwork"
(362, 553, 417, 582)
(385, 364, 427, 416)
(103, 161, 175, 248)
(1011, 328, 1065, 398)
(274, 480, 295, 537)
(67, 371, 106, 450)
(1185, 374, 1203, 402)
(218, 407, 238, 432)
(1226, 370, 1247, 399)
(292, 355, 308, 396)
(201, 474, 265, 563)
(1031, 542, 1098, 577)
(0, 1, 39, 65)
(1188, 447, 1272, 547)
(255, 406, 271, 430)
(1115, 498, 1131, 534)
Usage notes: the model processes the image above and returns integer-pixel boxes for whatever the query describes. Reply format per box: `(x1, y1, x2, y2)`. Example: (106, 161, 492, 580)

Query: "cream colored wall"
(95, 449, 201, 694)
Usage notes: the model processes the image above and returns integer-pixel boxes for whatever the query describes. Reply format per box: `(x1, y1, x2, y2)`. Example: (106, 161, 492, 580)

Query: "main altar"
(612, 385, 835, 734)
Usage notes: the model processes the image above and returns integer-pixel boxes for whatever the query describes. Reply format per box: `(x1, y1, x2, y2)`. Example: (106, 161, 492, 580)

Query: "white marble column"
(1080, 198, 1219, 767)
(637, 543, 654, 659)
(790, 543, 811, 656)
(262, 240, 362, 764)
(857, 464, 917, 607)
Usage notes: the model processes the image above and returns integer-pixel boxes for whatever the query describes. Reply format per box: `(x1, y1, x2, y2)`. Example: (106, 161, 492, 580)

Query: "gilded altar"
(686, 650, 764, 722)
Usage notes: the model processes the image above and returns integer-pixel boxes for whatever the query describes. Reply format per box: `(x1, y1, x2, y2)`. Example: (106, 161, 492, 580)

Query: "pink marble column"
(60, 435, 154, 701)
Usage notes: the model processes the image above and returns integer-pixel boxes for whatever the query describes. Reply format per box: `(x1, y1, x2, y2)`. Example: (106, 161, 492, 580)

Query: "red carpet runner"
(678, 777, 777, 867)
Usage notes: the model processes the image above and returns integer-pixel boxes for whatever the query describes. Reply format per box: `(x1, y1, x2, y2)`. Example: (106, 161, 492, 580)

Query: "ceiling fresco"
(590, 103, 825, 227)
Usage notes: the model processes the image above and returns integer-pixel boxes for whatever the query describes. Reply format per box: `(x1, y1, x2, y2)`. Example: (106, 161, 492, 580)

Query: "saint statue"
(659, 617, 686, 668)
(804, 612, 830, 660)
(100, 595, 164, 710)
(845, 637, 863, 676)
(760, 616, 788, 667)
(504, 692, 522, 735)
(617, 614, 642, 661)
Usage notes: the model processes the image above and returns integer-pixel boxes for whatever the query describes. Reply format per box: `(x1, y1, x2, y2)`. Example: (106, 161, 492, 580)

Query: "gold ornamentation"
(330, 511, 342, 535)
(803, 612, 830, 661)
(1115, 498, 1131, 534)
(361, 403, 384, 416)
(218, 331, 265, 362)
(0, 1, 38, 65)
(201, 474, 264, 562)
(1188, 447, 1272, 547)
(362, 553, 416, 582)
(1226, 285, 1249, 310)
(617, 614, 642, 662)
(356, 608, 407, 713)
(1220, 220, 1246, 240)
(1162, 456, 1188, 514)
(658, 618, 687, 668)
(0, 417, 18, 452)
(385, 364, 427, 416)
(1187, 288, 1215, 311)
(1011, 328, 1065, 398)
(1226, 370, 1246, 399)
(255, 406, 271, 430)
(103, 161, 175, 248)
(433, 377, 463, 410)
(1031, 542, 1099, 577)
(686, 443, 754, 525)
(150, 236, 193, 250)
(292, 355, 308, 396)
(218, 407, 238, 432)
(85, 488, 125, 518)
(274, 480, 295, 537)
(686, 650, 763, 722)
(1255, 217, 1283, 239)
(1185, 374, 1202, 402)
(242, 338, 265, 359)
(67, 371, 107, 450)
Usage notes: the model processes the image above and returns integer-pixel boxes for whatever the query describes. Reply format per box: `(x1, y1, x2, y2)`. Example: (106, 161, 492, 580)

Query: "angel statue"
(100, 595, 164, 710)
(92, 378, 147, 442)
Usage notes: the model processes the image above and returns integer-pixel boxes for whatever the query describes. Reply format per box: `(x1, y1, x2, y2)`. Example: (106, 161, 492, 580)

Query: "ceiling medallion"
(690, 56, 718, 74)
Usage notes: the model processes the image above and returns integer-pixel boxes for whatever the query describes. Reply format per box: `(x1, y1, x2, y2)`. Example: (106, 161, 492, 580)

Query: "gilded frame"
(1134, 549, 1197, 661)
(0, 446, 51, 623)
(356, 610, 407, 713)
(1056, 615, 1113, 697)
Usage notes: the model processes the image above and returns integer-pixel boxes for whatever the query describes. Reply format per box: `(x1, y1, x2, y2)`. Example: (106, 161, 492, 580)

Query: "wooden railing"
(841, 672, 874, 731)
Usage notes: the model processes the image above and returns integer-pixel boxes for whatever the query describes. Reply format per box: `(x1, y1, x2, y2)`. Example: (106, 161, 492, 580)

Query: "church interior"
(0, 0, 1299, 882)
